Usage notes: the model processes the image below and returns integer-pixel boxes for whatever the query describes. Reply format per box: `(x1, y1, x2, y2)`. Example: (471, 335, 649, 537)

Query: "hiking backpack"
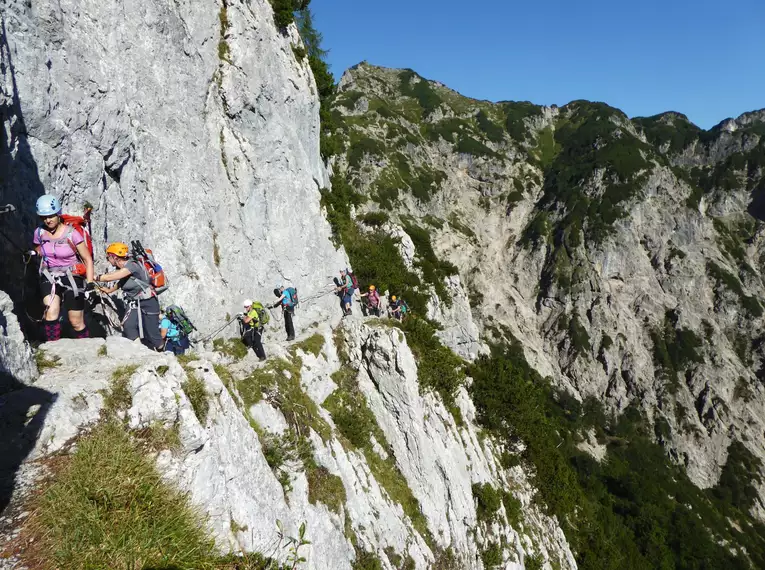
(166, 305, 195, 336)
(252, 301, 270, 326)
(347, 270, 359, 291)
(131, 240, 168, 294)
(285, 287, 299, 308)
(37, 207, 94, 277)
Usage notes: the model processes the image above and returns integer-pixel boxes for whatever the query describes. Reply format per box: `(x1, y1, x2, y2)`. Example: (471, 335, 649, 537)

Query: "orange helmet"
(106, 242, 129, 258)
(369, 285, 376, 291)
(391, 295, 397, 301)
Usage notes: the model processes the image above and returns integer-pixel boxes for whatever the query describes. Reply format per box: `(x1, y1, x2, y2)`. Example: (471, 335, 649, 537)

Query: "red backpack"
(37, 207, 93, 277)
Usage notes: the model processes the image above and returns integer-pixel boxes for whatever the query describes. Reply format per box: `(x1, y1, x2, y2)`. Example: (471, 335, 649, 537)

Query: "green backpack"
(166, 305, 195, 336)
(253, 301, 270, 326)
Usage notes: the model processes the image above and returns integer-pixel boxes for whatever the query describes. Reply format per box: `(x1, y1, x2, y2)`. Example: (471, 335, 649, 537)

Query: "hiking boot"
(286, 335, 295, 341)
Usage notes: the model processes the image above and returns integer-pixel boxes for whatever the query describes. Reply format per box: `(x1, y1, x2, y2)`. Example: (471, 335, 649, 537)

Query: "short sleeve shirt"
(118, 260, 150, 299)
(244, 307, 260, 328)
(160, 317, 180, 339)
(34, 225, 84, 269)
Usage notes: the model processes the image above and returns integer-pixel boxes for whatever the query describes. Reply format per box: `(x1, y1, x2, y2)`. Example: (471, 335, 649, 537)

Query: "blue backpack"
(284, 287, 298, 308)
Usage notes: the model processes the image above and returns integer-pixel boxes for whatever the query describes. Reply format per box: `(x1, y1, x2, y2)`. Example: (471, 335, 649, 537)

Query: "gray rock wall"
(0, 291, 36, 389)
(1, 0, 347, 331)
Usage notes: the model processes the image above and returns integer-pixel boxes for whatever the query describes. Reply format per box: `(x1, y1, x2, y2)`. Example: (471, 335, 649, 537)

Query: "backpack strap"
(64, 225, 80, 258)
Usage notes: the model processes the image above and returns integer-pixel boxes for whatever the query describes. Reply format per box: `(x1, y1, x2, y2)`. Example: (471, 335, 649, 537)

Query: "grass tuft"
(35, 350, 61, 370)
(26, 421, 216, 569)
(213, 337, 249, 360)
(182, 372, 210, 425)
(290, 333, 325, 357)
(102, 365, 139, 414)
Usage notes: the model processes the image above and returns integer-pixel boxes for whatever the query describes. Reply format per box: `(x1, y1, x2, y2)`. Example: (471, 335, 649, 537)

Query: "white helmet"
(243, 299, 253, 307)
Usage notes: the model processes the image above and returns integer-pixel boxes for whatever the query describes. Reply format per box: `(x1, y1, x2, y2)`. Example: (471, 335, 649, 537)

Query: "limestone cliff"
(0, 325, 575, 569)
(0, 3, 577, 570)
(330, 62, 765, 511)
(0, 0, 346, 328)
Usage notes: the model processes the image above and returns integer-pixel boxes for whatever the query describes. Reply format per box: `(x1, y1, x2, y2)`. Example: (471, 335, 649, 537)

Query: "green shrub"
(481, 542, 503, 568)
(502, 101, 543, 142)
(468, 338, 765, 570)
(472, 483, 502, 523)
(448, 212, 477, 240)
(348, 137, 386, 168)
(290, 333, 325, 357)
(102, 365, 139, 414)
(353, 551, 384, 570)
(650, 310, 703, 393)
(401, 317, 465, 422)
(399, 69, 443, 117)
(707, 261, 763, 317)
(456, 135, 498, 158)
(270, 0, 298, 31)
(713, 441, 763, 511)
(633, 113, 702, 153)
(358, 211, 390, 227)
(291, 44, 306, 60)
(476, 110, 505, 143)
(401, 221, 457, 305)
(502, 491, 522, 527)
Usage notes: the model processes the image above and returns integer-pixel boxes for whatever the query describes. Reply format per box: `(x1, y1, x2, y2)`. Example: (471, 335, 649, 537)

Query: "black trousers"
(284, 308, 295, 339)
(243, 327, 266, 358)
(123, 296, 163, 350)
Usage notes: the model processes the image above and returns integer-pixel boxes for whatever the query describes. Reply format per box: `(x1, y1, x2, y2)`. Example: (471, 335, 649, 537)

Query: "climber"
(271, 285, 296, 341)
(359, 284, 381, 317)
(239, 299, 267, 361)
(96, 242, 163, 350)
(389, 295, 406, 321)
(334, 269, 355, 317)
(159, 309, 190, 356)
(32, 195, 95, 341)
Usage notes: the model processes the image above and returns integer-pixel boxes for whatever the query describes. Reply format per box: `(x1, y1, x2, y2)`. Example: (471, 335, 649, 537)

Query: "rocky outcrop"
(1, 0, 346, 329)
(1, 323, 576, 569)
(0, 291, 35, 390)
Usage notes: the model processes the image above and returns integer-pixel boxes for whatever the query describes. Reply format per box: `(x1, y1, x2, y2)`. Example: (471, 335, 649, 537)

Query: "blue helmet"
(36, 195, 62, 217)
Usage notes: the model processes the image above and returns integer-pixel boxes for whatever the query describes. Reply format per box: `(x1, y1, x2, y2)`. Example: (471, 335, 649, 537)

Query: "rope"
(196, 316, 239, 343)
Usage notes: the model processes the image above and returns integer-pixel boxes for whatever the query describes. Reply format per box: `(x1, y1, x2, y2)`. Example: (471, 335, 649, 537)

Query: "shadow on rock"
(0, 14, 48, 341)
(0, 373, 55, 514)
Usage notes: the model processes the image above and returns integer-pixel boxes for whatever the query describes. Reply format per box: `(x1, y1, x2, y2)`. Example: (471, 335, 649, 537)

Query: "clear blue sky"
(312, 0, 764, 129)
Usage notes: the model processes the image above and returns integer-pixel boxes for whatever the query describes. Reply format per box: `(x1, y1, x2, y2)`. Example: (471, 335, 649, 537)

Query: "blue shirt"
(160, 317, 181, 340)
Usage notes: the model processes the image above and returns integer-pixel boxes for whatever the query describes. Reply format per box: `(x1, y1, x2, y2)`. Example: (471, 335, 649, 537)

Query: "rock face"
(1, 327, 576, 569)
(331, 63, 765, 502)
(0, 0, 346, 329)
(0, 291, 35, 389)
